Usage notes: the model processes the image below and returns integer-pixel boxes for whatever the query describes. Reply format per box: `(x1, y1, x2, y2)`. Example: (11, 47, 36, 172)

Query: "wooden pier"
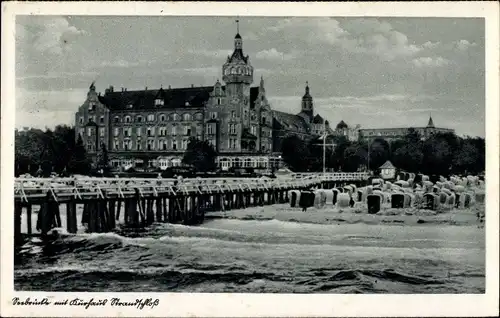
(13, 172, 369, 240)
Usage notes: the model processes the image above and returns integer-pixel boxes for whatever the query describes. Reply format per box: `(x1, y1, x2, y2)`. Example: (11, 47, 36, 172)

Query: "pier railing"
(14, 172, 369, 203)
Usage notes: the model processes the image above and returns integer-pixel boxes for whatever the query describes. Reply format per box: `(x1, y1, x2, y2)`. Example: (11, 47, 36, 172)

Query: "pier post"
(108, 200, 116, 230)
(26, 204, 32, 235)
(14, 202, 22, 243)
(156, 197, 163, 223)
(146, 198, 155, 225)
(66, 201, 78, 234)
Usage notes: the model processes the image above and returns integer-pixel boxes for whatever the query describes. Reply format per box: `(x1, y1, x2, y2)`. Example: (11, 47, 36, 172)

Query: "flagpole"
(323, 121, 326, 175)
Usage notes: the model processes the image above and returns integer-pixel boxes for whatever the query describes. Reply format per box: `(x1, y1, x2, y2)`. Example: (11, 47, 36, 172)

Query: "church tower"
(222, 20, 254, 102)
(300, 81, 314, 122)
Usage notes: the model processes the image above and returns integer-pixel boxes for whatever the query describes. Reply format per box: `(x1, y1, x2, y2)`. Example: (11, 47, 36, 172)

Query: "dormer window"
(155, 99, 164, 106)
(89, 102, 96, 111)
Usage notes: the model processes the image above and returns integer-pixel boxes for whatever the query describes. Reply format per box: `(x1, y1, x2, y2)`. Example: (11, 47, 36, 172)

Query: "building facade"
(358, 117, 455, 142)
(74, 27, 331, 171)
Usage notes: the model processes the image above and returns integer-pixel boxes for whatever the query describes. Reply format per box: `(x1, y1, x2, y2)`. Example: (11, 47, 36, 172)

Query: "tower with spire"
(299, 81, 314, 122)
(222, 19, 254, 98)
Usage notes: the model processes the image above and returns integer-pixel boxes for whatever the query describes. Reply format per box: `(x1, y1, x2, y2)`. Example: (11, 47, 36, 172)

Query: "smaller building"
(333, 120, 361, 142)
(379, 160, 396, 180)
(359, 116, 454, 142)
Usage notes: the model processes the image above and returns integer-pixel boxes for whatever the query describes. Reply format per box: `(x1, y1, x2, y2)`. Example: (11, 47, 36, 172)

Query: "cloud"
(100, 59, 140, 68)
(30, 17, 86, 55)
(16, 71, 99, 81)
(268, 18, 423, 61)
(422, 41, 441, 49)
(455, 39, 477, 51)
(255, 48, 298, 61)
(188, 49, 232, 58)
(412, 56, 451, 68)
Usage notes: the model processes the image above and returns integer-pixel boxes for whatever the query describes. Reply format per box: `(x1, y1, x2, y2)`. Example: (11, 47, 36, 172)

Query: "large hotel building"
(75, 26, 333, 171)
(74, 25, 454, 171)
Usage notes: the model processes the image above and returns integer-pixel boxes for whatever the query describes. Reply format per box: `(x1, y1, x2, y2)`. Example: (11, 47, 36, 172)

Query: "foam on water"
(14, 204, 485, 293)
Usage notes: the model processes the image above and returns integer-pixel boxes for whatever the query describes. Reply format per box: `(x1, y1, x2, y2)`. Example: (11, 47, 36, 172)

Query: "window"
(147, 139, 155, 151)
(206, 125, 214, 135)
(136, 127, 142, 136)
(208, 139, 216, 147)
(196, 124, 203, 136)
(160, 114, 166, 122)
(210, 112, 217, 119)
(124, 128, 131, 137)
(114, 116, 120, 123)
(147, 114, 155, 122)
(137, 116, 143, 123)
(155, 99, 164, 106)
(123, 139, 131, 150)
(182, 139, 188, 150)
(99, 116, 104, 124)
(217, 98, 221, 105)
(137, 140, 142, 151)
(183, 113, 191, 121)
(184, 126, 191, 136)
(250, 125, 257, 135)
(171, 126, 177, 135)
(262, 116, 266, 125)
(90, 115, 96, 123)
(229, 139, 237, 149)
(251, 113, 256, 121)
(158, 140, 167, 151)
(87, 143, 93, 151)
(147, 127, 155, 136)
(229, 124, 236, 134)
(172, 140, 177, 150)
(125, 116, 131, 123)
(231, 111, 236, 119)
(113, 139, 120, 150)
(99, 127, 105, 136)
(195, 113, 203, 121)
(244, 110, 248, 120)
(79, 117, 84, 124)
(87, 127, 93, 137)
(89, 102, 96, 111)
(172, 113, 179, 121)
(114, 128, 120, 136)
(158, 127, 166, 136)
(268, 130, 272, 138)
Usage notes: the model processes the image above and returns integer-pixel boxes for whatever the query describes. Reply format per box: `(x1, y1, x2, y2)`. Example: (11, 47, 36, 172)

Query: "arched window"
(147, 114, 155, 122)
(114, 116, 120, 123)
(182, 113, 191, 121)
(125, 116, 131, 123)
(136, 116, 143, 123)
(159, 114, 166, 122)
(194, 113, 203, 121)
(171, 113, 179, 121)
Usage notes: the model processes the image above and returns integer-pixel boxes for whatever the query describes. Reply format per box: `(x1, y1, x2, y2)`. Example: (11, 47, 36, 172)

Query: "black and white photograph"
(1, 2, 499, 317)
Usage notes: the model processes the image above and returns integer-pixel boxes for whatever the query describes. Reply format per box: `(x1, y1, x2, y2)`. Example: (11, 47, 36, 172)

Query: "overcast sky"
(15, 16, 485, 137)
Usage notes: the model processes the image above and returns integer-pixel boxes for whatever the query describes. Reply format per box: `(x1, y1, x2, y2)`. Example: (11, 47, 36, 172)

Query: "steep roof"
(336, 120, 348, 130)
(427, 116, 435, 128)
(98, 86, 213, 110)
(379, 160, 395, 169)
(272, 110, 309, 132)
(312, 114, 324, 124)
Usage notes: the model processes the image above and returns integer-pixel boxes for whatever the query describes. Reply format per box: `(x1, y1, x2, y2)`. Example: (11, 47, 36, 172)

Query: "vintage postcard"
(1, 1, 499, 317)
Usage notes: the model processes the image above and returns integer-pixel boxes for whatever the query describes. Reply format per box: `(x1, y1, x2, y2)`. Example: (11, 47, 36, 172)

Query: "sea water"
(14, 204, 485, 293)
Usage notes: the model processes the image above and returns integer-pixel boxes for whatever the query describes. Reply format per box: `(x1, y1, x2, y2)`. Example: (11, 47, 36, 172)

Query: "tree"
(343, 142, 367, 172)
(182, 137, 217, 172)
(97, 142, 110, 174)
(68, 133, 92, 175)
(368, 138, 390, 170)
(281, 135, 310, 171)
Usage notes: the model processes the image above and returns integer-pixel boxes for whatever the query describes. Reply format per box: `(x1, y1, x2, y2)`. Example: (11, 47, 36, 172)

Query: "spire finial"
(236, 18, 239, 34)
